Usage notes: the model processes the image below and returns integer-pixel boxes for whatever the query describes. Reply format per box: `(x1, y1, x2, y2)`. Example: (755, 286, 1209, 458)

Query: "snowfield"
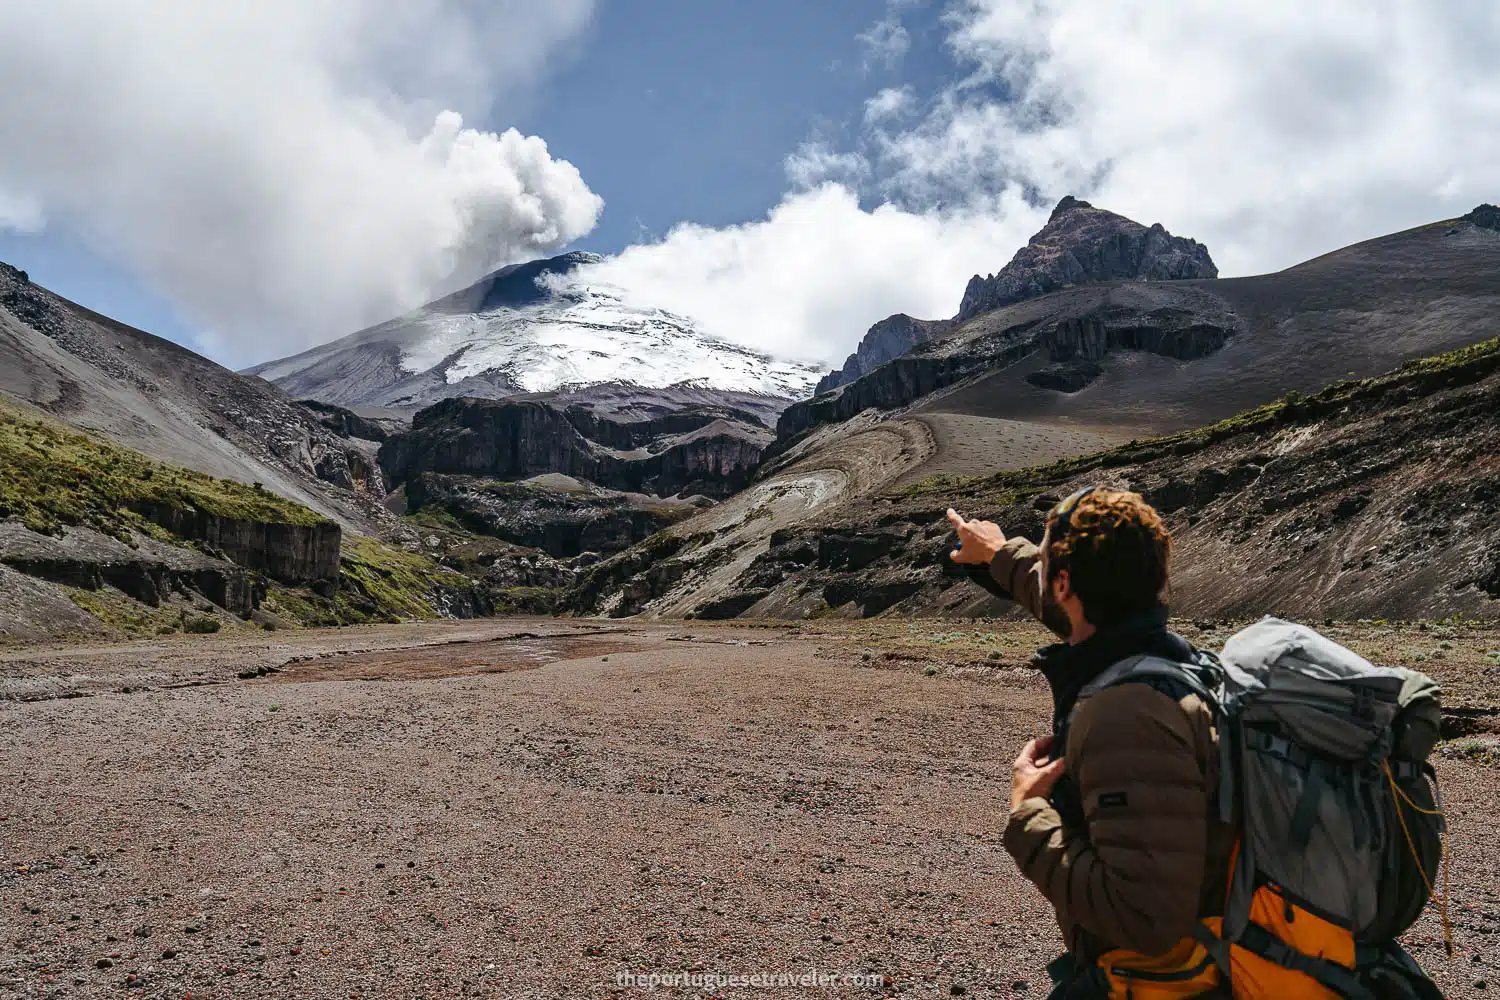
(396, 281, 825, 397)
(246, 255, 829, 409)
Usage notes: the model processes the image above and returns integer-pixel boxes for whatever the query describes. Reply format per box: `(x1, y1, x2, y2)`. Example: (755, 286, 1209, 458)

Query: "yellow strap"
(1384, 761, 1453, 958)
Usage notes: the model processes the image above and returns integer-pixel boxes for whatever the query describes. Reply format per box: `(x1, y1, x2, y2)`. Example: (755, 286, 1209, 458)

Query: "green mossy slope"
(0, 398, 328, 536)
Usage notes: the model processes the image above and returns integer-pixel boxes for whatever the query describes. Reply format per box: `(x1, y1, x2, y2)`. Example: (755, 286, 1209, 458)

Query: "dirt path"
(897, 413, 1121, 486)
(635, 417, 935, 619)
(1, 619, 1494, 998)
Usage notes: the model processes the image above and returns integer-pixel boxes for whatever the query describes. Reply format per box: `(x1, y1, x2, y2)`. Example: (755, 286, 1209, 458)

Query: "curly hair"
(1044, 488, 1172, 626)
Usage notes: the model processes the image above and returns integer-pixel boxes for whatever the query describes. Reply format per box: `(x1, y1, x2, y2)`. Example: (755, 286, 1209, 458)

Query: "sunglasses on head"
(1051, 486, 1098, 533)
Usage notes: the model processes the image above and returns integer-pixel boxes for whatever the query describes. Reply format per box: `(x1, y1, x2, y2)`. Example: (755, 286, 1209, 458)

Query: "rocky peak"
(815, 313, 952, 395)
(1463, 204, 1499, 232)
(427, 250, 604, 315)
(956, 196, 1217, 321)
(1049, 194, 1090, 221)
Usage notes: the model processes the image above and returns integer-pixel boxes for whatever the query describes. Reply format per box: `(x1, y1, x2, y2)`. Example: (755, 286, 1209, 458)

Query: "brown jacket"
(990, 537, 1235, 960)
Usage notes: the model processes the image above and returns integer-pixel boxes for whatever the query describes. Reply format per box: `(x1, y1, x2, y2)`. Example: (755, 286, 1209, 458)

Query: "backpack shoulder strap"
(1076, 652, 1234, 825)
(1079, 653, 1216, 706)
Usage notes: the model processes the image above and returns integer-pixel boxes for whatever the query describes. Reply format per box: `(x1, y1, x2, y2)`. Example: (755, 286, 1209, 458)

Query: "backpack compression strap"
(1190, 923, 1377, 1000)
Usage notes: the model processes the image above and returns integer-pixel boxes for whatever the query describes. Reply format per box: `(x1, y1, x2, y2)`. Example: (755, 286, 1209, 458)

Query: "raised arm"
(946, 509, 1069, 637)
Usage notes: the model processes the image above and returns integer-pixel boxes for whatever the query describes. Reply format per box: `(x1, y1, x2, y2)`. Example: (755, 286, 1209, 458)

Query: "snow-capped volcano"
(245, 252, 825, 411)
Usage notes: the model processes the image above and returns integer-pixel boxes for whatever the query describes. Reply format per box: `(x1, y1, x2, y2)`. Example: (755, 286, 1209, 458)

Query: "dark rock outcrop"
(296, 399, 393, 442)
(816, 314, 952, 395)
(957, 196, 1217, 321)
(1026, 360, 1104, 393)
(0, 263, 66, 335)
(690, 590, 770, 620)
(0, 522, 256, 615)
(480, 550, 576, 590)
(1042, 310, 1231, 363)
(380, 397, 772, 500)
(428, 251, 602, 314)
(774, 331, 1039, 445)
(561, 402, 765, 448)
(406, 472, 691, 558)
(1456, 204, 1500, 233)
(562, 532, 696, 618)
(131, 502, 341, 585)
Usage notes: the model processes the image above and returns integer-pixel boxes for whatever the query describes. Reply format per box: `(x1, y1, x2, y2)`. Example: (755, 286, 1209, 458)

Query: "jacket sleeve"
(987, 536, 1070, 637)
(1002, 685, 1211, 956)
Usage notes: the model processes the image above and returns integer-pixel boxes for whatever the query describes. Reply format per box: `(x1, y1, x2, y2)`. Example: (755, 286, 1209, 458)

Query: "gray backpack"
(1082, 618, 1446, 999)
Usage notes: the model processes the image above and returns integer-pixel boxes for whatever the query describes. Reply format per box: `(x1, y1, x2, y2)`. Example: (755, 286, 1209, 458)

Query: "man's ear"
(1051, 568, 1071, 604)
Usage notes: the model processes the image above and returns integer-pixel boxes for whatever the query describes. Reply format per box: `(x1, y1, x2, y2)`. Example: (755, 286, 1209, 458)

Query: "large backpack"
(1075, 618, 1447, 1000)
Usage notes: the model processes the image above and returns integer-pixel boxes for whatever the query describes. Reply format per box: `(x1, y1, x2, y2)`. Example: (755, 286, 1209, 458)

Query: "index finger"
(946, 508, 967, 531)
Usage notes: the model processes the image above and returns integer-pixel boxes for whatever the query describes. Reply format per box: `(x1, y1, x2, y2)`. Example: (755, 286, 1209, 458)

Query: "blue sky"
(515, 0, 951, 251)
(0, 1, 955, 361)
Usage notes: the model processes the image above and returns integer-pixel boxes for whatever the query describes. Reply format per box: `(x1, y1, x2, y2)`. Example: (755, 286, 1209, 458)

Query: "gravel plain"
(2, 617, 1496, 999)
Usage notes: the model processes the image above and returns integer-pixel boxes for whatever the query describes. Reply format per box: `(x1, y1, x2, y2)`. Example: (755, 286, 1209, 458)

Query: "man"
(947, 488, 1235, 999)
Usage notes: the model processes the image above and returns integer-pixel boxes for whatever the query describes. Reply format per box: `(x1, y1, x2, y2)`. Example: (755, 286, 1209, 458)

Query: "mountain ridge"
(555, 205, 1500, 622)
(0, 260, 394, 535)
(247, 252, 825, 411)
(815, 196, 1217, 393)
(956, 195, 1218, 320)
(779, 208, 1500, 454)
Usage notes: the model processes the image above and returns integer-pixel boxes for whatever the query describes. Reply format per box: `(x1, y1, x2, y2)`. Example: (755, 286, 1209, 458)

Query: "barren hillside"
(574, 335, 1500, 622)
(783, 207, 1500, 486)
(0, 262, 392, 535)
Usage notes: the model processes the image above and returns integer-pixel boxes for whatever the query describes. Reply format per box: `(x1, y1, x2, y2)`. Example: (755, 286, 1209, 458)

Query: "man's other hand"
(947, 508, 1006, 565)
(1010, 735, 1066, 813)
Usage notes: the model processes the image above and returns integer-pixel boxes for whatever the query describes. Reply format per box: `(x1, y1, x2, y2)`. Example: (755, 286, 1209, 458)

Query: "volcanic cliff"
(815, 197, 1217, 394)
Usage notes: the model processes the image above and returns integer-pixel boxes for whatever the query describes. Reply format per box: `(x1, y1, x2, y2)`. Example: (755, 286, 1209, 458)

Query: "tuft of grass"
(65, 588, 188, 637)
(903, 472, 985, 496)
(263, 537, 478, 626)
(490, 586, 559, 614)
(0, 398, 329, 538)
(402, 506, 471, 536)
(258, 584, 331, 628)
(337, 536, 465, 621)
(1439, 736, 1500, 769)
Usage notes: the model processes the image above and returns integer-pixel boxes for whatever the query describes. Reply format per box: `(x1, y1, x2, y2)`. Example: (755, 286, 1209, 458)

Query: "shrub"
(183, 616, 221, 634)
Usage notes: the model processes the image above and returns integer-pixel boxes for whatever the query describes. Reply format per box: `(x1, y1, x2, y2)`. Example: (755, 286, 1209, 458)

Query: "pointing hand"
(947, 508, 1006, 566)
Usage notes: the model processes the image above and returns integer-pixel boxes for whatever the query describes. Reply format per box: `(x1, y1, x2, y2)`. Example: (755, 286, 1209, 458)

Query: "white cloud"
(881, 0, 1500, 275)
(566, 184, 1046, 368)
(857, 17, 912, 71)
(0, 188, 44, 233)
(575, 0, 1500, 376)
(863, 86, 917, 124)
(0, 0, 601, 365)
(784, 144, 870, 191)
